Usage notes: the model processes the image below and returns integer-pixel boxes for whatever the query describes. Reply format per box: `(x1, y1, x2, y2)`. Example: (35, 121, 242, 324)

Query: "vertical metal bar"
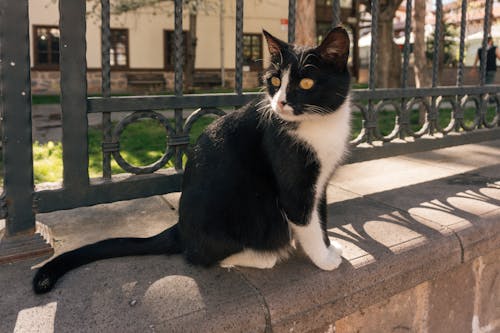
(332, 0, 341, 28)
(0, 0, 36, 236)
(174, 0, 183, 96)
(101, 0, 112, 180)
(367, 0, 379, 144)
(431, 0, 442, 88)
(235, 0, 244, 95)
(429, 0, 443, 135)
(59, 0, 89, 189)
(454, 0, 468, 132)
(400, 0, 412, 139)
(401, 0, 412, 88)
(174, 0, 184, 171)
(479, 0, 492, 86)
(288, 0, 296, 43)
(368, 0, 379, 91)
(479, 0, 493, 129)
(456, 0, 467, 87)
(220, 0, 225, 87)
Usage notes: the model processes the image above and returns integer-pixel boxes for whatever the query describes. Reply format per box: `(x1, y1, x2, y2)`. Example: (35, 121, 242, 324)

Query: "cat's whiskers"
(256, 98, 268, 106)
(303, 104, 333, 115)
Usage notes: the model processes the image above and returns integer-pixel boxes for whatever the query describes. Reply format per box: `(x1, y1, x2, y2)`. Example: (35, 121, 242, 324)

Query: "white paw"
(330, 240, 343, 256)
(315, 245, 343, 271)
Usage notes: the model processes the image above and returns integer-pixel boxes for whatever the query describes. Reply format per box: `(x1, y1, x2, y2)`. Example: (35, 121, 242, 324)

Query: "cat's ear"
(263, 30, 288, 59)
(316, 26, 350, 69)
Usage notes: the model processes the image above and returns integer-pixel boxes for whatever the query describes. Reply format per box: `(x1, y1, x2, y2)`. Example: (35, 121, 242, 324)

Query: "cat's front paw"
(315, 244, 343, 271)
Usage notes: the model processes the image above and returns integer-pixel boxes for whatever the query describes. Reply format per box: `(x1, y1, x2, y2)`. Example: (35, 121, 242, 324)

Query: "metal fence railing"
(0, 0, 499, 261)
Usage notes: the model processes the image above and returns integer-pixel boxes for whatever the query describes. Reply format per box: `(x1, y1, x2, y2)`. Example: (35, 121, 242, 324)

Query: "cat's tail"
(32, 224, 183, 294)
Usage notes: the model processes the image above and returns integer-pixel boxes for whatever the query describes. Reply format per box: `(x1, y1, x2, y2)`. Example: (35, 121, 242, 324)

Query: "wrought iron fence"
(0, 0, 499, 261)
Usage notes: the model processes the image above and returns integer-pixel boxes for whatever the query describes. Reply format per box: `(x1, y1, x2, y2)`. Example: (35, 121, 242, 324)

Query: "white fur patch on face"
(270, 66, 294, 119)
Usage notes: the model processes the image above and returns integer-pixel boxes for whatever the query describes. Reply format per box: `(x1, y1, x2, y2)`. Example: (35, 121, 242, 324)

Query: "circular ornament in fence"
(435, 96, 458, 134)
(350, 102, 367, 145)
(183, 107, 227, 143)
(483, 94, 499, 128)
(374, 100, 400, 141)
(405, 98, 432, 138)
(459, 95, 481, 131)
(112, 111, 175, 174)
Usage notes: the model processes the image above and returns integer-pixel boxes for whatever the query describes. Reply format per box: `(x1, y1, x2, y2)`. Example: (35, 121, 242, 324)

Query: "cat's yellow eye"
(271, 76, 281, 87)
(299, 78, 315, 90)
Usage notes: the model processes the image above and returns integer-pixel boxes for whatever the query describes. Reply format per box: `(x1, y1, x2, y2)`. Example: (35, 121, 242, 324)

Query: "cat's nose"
(279, 100, 288, 107)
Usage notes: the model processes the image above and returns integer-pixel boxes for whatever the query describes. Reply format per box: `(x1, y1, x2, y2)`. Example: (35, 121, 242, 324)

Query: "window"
(33, 26, 60, 68)
(243, 34, 262, 70)
(164, 30, 188, 70)
(109, 29, 129, 68)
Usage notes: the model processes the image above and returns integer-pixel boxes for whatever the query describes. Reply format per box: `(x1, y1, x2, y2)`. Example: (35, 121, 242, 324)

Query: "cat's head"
(262, 27, 350, 122)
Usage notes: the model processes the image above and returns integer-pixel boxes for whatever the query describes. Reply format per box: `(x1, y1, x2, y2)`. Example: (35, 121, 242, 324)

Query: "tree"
(89, 0, 215, 91)
(425, 21, 458, 74)
(361, 0, 403, 88)
(295, 0, 316, 46)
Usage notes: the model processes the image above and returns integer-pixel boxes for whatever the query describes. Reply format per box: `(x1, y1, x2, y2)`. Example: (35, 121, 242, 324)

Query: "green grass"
(32, 95, 61, 104)
(28, 116, 214, 183)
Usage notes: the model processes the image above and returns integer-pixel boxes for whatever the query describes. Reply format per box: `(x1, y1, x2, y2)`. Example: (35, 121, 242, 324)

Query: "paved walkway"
(1, 139, 499, 332)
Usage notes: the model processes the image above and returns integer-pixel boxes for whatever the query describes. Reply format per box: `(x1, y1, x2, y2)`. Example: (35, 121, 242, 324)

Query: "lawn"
(1, 104, 496, 184)
(25, 116, 213, 184)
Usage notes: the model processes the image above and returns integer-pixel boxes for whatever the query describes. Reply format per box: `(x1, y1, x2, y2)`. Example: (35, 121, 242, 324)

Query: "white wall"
(29, 0, 291, 70)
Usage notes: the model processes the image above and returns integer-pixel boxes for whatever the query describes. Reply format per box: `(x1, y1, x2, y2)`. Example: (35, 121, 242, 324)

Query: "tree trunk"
(413, 0, 431, 124)
(184, 12, 197, 91)
(295, 0, 316, 46)
(375, 1, 402, 88)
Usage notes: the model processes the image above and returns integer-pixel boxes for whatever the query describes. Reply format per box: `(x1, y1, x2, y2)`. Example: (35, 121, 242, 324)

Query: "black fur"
(33, 27, 351, 294)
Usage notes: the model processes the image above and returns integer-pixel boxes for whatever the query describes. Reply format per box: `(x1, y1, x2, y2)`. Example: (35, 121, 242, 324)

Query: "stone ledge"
(235, 163, 500, 331)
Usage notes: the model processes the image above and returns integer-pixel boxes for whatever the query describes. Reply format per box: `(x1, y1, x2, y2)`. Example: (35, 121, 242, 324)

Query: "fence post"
(0, 0, 53, 263)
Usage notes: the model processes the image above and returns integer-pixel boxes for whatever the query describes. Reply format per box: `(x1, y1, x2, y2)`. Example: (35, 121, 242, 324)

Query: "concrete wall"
(334, 248, 500, 333)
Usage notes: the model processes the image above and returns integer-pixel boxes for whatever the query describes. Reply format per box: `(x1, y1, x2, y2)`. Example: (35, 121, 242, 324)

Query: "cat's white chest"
(294, 101, 351, 197)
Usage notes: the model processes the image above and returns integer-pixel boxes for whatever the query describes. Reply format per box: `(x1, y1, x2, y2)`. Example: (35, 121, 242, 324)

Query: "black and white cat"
(33, 27, 351, 294)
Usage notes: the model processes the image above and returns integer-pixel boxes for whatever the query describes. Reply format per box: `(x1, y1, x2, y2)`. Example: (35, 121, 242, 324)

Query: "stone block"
(473, 248, 500, 332)
(335, 283, 430, 333)
(427, 263, 475, 333)
(452, 209, 500, 263)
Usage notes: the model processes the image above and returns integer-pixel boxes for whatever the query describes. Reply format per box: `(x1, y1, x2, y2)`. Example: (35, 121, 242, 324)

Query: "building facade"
(30, 0, 291, 94)
(30, 0, 357, 95)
